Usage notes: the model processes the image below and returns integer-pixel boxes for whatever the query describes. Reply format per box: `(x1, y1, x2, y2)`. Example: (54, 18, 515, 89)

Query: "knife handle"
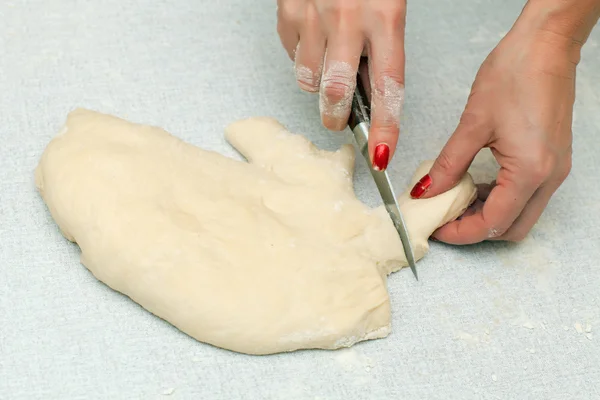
(348, 73, 371, 131)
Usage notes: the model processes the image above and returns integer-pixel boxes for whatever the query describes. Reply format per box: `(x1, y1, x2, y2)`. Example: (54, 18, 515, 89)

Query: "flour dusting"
(371, 76, 404, 127)
(295, 64, 319, 91)
(319, 61, 356, 122)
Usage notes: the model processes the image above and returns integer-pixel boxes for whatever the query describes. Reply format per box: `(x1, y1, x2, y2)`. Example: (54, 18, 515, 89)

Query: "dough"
(35, 109, 476, 355)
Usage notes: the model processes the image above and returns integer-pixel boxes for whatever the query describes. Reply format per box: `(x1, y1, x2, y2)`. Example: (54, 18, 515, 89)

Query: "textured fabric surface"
(1, 0, 599, 399)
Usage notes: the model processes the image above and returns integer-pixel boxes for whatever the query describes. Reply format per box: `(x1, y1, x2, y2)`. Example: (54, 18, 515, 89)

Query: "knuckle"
(525, 148, 559, 185)
(558, 162, 572, 182)
(321, 78, 354, 104)
(276, 21, 289, 42)
(557, 149, 573, 182)
(298, 81, 320, 93)
(370, 74, 404, 125)
(371, 2, 406, 25)
(457, 110, 482, 130)
(298, 80, 320, 93)
(279, 0, 302, 21)
(321, 0, 358, 26)
(295, 65, 320, 92)
(434, 149, 456, 175)
(372, 73, 405, 97)
(305, 3, 320, 24)
(372, 118, 399, 134)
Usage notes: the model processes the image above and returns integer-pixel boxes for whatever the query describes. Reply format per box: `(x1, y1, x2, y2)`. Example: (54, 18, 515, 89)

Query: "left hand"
(409, 26, 582, 244)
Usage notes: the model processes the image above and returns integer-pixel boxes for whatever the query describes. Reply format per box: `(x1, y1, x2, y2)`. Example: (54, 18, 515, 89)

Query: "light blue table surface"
(1, 1, 599, 399)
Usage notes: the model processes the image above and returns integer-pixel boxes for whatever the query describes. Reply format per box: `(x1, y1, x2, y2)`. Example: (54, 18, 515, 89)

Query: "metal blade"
(348, 70, 418, 280)
(379, 178, 419, 281)
(351, 122, 418, 280)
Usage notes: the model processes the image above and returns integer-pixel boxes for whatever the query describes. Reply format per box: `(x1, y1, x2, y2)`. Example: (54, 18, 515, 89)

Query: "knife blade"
(348, 73, 418, 281)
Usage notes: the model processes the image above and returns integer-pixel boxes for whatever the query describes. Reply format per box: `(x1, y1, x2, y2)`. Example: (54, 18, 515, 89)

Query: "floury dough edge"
(34, 109, 477, 355)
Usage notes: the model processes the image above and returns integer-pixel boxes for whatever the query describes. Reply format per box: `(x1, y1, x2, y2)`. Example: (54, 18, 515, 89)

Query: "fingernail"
(410, 174, 432, 199)
(372, 144, 390, 171)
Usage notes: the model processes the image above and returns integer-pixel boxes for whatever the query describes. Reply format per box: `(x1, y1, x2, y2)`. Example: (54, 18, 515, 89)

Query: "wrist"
(518, 0, 600, 42)
(507, 0, 600, 66)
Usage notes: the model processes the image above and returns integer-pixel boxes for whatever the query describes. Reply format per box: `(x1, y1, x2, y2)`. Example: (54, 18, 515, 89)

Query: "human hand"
(277, 0, 407, 170)
(409, 25, 583, 243)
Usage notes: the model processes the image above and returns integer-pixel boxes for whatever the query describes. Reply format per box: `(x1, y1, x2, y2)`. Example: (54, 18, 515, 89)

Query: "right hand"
(277, 0, 407, 171)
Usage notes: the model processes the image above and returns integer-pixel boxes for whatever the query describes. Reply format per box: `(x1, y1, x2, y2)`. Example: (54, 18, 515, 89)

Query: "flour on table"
(35, 109, 476, 355)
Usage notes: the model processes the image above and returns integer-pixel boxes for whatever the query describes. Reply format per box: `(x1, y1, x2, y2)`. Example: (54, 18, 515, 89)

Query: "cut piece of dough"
(35, 109, 476, 355)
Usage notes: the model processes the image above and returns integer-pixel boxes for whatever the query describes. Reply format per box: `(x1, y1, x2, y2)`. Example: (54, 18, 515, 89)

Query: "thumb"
(410, 111, 491, 199)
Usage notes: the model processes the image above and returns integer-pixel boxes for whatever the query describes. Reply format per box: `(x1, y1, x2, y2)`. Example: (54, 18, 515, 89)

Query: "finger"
(494, 160, 570, 241)
(411, 110, 490, 199)
(460, 198, 484, 219)
(432, 167, 538, 244)
(366, 28, 406, 171)
(428, 195, 483, 242)
(276, 0, 300, 60)
(490, 183, 556, 242)
(294, 3, 326, 92)
(410, 107, 491, 199)
(476, 181, 496, 201)
(319, 32, 363, 131)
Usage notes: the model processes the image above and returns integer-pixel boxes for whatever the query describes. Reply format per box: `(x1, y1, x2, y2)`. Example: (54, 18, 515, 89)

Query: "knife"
(347, 73, 418, 281)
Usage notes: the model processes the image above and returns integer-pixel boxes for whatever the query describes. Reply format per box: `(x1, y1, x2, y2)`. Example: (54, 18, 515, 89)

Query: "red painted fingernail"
(372, 144, 390, 171)
(410, 174, 432, 198)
